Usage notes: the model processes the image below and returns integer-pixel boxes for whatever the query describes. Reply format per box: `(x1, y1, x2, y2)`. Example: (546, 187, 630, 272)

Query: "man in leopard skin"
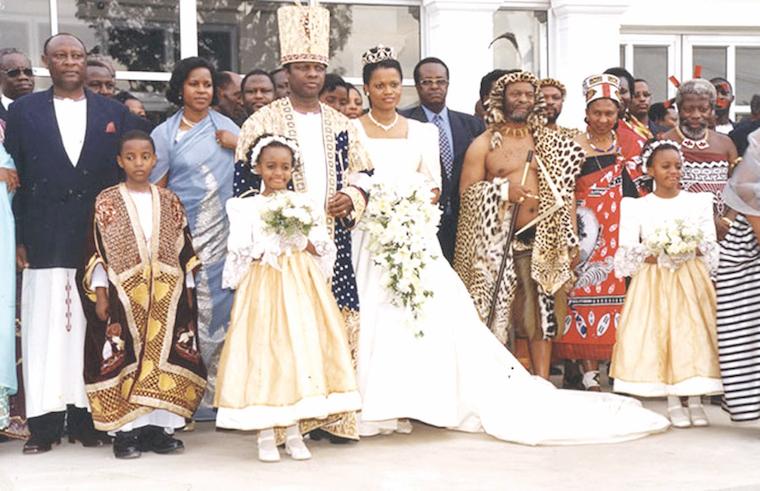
(455, 69, 584, 379)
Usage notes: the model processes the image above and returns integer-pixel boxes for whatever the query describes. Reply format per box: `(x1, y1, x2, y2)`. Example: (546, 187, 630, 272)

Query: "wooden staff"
(486, 150, 534, 352)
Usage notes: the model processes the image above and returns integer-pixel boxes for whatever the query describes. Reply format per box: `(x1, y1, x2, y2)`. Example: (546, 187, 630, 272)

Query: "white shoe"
(668, 406, 692, 428)
(285, 435, 312, 461)
(257, 435, 281, 463)
(395, 419, 413, 434)
(688, 404, 709, 427)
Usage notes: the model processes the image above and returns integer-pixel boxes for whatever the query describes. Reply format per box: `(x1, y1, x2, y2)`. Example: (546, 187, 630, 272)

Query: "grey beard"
(680, 123, 707, 140)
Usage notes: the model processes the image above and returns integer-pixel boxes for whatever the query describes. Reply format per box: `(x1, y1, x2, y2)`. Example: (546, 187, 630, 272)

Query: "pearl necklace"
(368, 110, 399, 132)
(181, 115, 199, 128)
(675, 126, 710, 150)
(586, 130, 617, 153)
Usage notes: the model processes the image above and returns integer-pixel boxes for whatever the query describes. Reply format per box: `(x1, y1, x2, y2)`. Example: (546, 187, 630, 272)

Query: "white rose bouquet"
(361, 174, 442, 337)
(644, 219, 704, 270)
(261, 192, 320, 245)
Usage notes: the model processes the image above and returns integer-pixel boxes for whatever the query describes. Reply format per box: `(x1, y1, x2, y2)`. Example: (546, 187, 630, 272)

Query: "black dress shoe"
(113, 430, 141, 459)
(22, 436, 59, 455)
(68, 429, 113, 447)
(138, 426, 184, 454)
(309, 428, 351, 445)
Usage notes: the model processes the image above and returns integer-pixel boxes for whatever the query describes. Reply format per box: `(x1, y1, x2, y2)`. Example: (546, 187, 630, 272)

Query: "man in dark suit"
(4, 33, 140, 454)
(0, 48, 35, 120)
(400, 57, 484, 263)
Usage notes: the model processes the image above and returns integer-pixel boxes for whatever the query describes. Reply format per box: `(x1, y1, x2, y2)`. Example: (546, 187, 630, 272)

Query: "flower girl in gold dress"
(214, 135, 361, 462)
(610, 140, 722, 428)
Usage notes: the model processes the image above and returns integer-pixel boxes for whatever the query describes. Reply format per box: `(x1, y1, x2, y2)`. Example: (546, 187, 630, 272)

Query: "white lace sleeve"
(698, 241, 719, 275)
(614, 244, 649, 278)
(308, 214, 337, 280)
(222, 198, 257, 289)
(614, 197, 645, 278)
(697, 192, 719, 274)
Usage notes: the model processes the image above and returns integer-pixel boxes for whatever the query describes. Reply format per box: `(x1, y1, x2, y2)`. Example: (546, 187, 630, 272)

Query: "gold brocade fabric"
(81, 185, 206, 431)
(610, 260, 721, 393)
(215, 252, 359, 432)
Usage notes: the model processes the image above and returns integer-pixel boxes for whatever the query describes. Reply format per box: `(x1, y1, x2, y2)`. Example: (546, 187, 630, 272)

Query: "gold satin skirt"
(214, 252, 360, 430)
(610, 259, 723, 397)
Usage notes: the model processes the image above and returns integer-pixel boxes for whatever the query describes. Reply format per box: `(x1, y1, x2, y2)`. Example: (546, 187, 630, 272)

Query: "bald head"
(42, 33, 87, 95)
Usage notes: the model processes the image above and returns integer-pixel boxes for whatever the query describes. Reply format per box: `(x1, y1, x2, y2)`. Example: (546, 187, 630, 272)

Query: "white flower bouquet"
(644, 218, 704, 270)
(261, 192, 320, 242)
(361, 174, 442, 337)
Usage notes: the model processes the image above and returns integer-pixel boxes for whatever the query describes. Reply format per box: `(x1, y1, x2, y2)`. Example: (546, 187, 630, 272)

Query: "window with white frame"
(492, 9, 548, 78)
(1, 0, 423, 116)
(620, 33, 760, 120)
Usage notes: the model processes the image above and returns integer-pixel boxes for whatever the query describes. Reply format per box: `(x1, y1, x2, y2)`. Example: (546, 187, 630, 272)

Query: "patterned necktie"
(433, 114, 454, 181)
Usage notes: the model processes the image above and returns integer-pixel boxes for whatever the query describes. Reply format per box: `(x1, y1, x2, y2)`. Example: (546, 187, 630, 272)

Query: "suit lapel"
(79, 90, 102, 169)
(448, 111, 468, 161)
(38, 87, 74, 168)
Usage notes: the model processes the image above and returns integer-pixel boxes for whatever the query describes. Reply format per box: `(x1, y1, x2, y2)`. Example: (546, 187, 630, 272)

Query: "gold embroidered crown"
(361, 45, 397, 66)
(277, 2, 330, 66)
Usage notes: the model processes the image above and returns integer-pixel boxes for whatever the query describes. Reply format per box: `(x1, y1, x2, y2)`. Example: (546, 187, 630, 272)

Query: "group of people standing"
(1, 0, 759, 465)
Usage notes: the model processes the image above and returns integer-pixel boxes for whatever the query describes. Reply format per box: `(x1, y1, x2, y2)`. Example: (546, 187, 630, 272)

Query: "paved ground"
(1, 399, 759, 491)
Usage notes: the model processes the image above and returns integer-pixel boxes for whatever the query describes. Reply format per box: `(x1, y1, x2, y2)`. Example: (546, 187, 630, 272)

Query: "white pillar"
(549, 0, 631, 126)
(422, 0, 503, 114)
(179, 0, 199, 59)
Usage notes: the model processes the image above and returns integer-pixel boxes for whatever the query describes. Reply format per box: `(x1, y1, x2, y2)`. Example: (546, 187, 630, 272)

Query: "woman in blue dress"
(151, 58, 240, 418)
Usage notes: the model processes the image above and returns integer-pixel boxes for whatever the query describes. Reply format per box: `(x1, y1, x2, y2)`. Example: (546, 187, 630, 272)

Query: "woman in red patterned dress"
(554, 74, 646, 390)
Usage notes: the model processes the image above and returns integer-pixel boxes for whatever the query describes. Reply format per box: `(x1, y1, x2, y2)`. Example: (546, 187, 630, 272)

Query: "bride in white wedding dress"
(351, 47, 669, 445)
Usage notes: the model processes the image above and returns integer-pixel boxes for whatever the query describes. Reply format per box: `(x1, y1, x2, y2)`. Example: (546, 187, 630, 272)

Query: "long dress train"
(352, 119, 670, 445)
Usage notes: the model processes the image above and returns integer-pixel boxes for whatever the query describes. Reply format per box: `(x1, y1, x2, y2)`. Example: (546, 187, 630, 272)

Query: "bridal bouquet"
(644, 218, 704, 270)
(361, 174, 442, 337)
(260, 192, 320, 242)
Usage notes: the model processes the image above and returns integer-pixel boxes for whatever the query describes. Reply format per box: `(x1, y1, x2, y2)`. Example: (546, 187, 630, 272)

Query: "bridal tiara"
(361, 45, 397, 66)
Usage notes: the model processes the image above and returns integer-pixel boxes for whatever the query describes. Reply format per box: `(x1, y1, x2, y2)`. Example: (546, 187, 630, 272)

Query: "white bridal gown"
(351, 119, 670, 445)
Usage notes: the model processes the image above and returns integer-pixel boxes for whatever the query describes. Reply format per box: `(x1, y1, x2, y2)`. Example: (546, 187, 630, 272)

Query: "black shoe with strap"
(113, 430, 142, 459)
(138, 425, 184, 454)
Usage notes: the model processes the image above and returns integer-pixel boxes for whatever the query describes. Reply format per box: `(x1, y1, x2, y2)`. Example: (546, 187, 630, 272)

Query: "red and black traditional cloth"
(680, 148, 731, 216)
(77, 184, 206, 432)
(554, 152, 642, 360)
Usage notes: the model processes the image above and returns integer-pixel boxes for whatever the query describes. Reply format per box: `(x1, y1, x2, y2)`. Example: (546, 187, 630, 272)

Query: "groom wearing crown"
(233, 1, 372, 443)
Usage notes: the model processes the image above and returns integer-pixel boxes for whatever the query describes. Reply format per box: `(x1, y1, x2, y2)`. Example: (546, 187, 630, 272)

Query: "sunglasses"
(3, 68, 34, 78)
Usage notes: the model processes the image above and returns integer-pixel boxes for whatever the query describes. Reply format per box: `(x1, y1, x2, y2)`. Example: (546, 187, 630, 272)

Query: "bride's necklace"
(368, 110, 399, 132)
(586, 130, 617, 153)
(675, 125, 710, 150)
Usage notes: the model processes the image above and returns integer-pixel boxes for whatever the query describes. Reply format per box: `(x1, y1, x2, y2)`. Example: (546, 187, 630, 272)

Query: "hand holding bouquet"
(644, 219, 704, 270)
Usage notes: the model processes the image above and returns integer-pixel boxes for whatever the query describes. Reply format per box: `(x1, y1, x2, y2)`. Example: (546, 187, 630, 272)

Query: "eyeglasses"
(419, 79, 449, 88)
(3, 68, 33, 78)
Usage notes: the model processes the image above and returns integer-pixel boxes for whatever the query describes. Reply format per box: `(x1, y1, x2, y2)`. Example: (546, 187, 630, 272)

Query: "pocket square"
(105, 121, 116, 133)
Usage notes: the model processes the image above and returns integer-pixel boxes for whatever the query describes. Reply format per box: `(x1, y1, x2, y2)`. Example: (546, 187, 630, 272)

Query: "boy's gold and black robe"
(77, 184, 206, 431)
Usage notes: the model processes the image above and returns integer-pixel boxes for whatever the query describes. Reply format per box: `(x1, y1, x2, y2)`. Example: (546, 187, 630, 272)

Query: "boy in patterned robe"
(77, 130, 206, 459)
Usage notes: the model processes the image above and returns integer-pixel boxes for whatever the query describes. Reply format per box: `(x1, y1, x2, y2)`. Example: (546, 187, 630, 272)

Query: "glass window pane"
(197, 1, 421, 80)
(492, 10, 547, 77)
(633, 46, 668, 102)
(60, 1, 180, 72)
(692, 46, 726, 80)
(0, 0, 50, 64)
(736, 47, 760, 106)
